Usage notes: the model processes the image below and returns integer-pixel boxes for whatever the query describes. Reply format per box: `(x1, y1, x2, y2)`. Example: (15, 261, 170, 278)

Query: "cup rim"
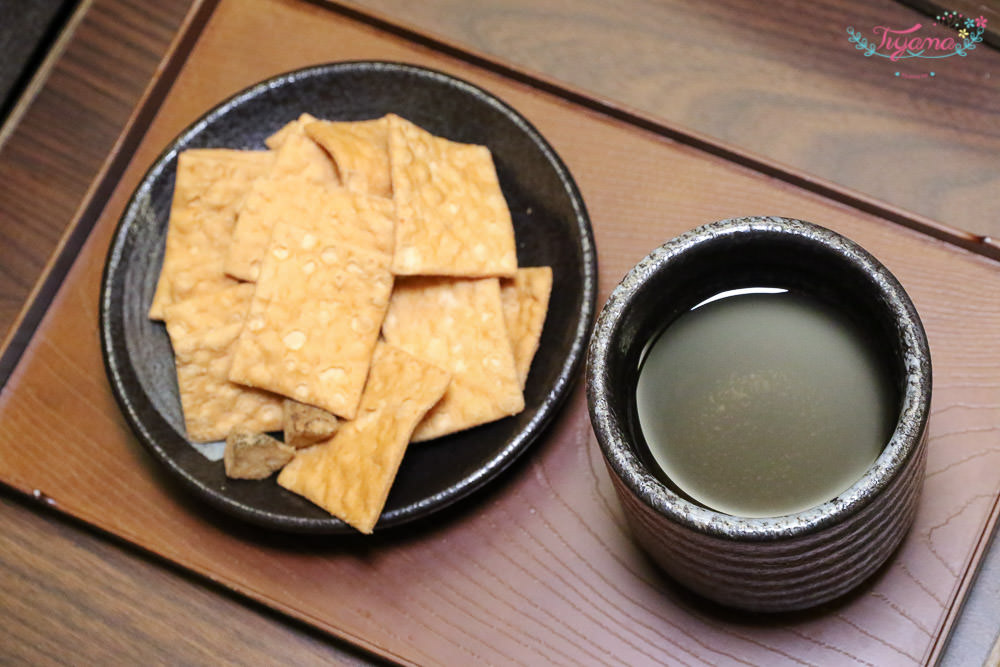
(586, 216, 932, 541)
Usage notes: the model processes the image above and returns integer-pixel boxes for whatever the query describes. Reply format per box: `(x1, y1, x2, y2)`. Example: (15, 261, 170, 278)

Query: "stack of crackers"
(150, 113, 553, 533)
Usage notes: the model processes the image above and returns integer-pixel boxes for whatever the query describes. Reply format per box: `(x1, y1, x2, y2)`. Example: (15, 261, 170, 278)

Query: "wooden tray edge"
(927, 490, 1000, 664)
(0, 0, 995, 661)
(0, 0, 90, 152)
(0, 0, 222, 390)
(0, 479, 409, 665)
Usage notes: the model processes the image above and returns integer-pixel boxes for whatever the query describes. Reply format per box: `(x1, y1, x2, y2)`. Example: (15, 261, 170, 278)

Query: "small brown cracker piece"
(226, 117, 339, 282)
(283, 399, 338, 449)
(305, 117, 392, 198)
(163, 284, 284, 442)
(382, 276, 524, 441)
(149, 149, 273, 320)
(277, 342, 450, 533)
(224, 429, 294, 480)
(228, 217, 394, 420)
(501, 267, 553, 388)
(388, 115, 517, 277)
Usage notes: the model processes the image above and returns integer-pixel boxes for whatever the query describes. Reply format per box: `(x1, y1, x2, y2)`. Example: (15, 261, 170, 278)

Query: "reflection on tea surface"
(635, 288, 896, 517)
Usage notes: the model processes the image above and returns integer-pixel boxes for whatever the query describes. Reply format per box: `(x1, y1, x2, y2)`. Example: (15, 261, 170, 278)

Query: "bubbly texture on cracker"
(163, 284, 284, 442)
(228, 214, 394, 420)
(225, 179, 396, 283)
(382, 276, 524, 441)
(501, 267, 554, 388)
(149, 149, 273, 320)
(226, 115, 339, 281)
(305, 117, 392, 198)
(277, 342, 450, 533)
(388, 115, 518, 277)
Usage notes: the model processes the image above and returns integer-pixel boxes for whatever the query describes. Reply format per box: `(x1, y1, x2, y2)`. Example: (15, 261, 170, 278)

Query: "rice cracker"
(163, 283, 283, 442)
(277, 342, 450, 533)
(227, 209, 395, 419)
(388, 115, 517, 277)
(501, 267, 553, 388)
(382, 276, 524, 441)
(306, 116, 392, 198)
(225, 115, 339, 281)
(264, 112, 320, 150)
(149, 148, 273, 319)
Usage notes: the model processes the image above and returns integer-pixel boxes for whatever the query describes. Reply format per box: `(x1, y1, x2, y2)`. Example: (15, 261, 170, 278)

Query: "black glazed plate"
(100, 61, 597, 534)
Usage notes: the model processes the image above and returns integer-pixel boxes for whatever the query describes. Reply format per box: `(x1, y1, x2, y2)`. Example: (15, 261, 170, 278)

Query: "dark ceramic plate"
(100, 61, 597, 534)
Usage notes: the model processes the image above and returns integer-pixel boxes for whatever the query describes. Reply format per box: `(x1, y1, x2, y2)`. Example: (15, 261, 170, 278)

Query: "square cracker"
(305, 116, 392, 198)
(501, 267, 553, 388)
(149, 149, 273, 320)
(225, 115, 339, 281)
(163, 284, 283, 442)
(277, 342, 449, 533)
(228, 213, 394, 420)
(382, 276, 524, 441)
(388, 115, 517, 277)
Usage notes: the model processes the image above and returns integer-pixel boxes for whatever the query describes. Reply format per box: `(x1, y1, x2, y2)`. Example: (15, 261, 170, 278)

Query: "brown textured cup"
(586, 216, 931, 612)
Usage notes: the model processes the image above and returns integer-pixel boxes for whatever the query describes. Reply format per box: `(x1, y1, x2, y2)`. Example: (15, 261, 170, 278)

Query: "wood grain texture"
(938, 502, 1000, 666)
(0, 0, 194, 353)
(349, 0, 1000, 240)
(0, 491, 376, 665)
(2, 1, 999, 663)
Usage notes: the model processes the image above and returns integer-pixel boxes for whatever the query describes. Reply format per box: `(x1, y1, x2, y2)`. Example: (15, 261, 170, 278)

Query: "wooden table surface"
(0, 0, 997, 663)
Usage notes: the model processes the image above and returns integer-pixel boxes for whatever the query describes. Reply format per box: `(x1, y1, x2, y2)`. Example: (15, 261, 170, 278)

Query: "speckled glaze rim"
(586, 216, 932, 541)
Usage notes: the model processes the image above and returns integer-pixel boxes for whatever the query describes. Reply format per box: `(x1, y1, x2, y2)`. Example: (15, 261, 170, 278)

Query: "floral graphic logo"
(846, 9, 986, 77)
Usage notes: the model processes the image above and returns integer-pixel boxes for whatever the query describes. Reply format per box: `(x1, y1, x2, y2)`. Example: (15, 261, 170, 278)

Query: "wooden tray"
(2, 0, 999, 663)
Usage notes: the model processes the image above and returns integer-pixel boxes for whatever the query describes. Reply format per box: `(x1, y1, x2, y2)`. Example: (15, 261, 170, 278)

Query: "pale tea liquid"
(634, 289, 897, 517)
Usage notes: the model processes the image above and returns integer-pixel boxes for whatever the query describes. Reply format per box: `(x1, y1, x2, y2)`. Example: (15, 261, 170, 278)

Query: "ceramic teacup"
(586, 216, 931, 612)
